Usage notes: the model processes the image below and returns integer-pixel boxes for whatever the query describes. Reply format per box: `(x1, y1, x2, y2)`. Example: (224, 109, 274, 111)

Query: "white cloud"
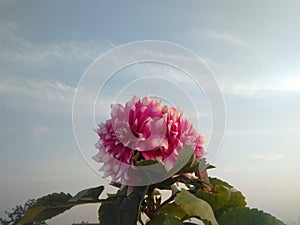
(219, 75, 300, 97)
(188, 29, 247, 48)
(203, 30, 246, 47)
(0, 24, 212, 118)
(0, 21, 115, 116)
(251, 153, 284, 161)
(227, 128, 300, 136)
(185, 29, 300, 97)
(32, 125, 54, 140)
(0, 21, 113, 69)
(0, 79, 76, 103)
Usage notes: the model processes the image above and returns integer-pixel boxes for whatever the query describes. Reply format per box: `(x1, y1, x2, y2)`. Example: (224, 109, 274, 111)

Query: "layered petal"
(93, 95, 206, 182)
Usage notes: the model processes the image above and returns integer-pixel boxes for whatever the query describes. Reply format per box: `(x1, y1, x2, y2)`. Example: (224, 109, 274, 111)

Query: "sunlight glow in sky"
(284, 77, 300, 91)
(1, 1, 300, 225)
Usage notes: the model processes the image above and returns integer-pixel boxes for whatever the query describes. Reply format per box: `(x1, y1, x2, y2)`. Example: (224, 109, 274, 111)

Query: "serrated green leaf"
(175, 189, 218, 225)
(130, 146, 197, 185)
(209, 177, 233, 188)
(196, 185, 228, 211)
(98, 186, 147, 225)
(217, 207, 286, 225)
(135, 146, 194, 181)
(198, 158, 215, 171)
(196, 178, 246, 218)
(17, 192, 72, 225)
(17, 186, 104, 225)
(225, 187, 246, 208)
(146, 214, 185, 225)
(206, 164, 216, 170)
(158, 202, 187, 219)
(69, 186, 104, 203)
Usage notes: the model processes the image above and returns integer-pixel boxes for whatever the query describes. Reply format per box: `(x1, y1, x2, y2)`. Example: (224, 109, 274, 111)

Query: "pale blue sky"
(1, 1, 300, 224)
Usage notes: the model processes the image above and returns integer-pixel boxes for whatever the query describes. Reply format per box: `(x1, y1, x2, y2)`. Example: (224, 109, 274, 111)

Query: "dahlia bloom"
(93, 96, 205, 183)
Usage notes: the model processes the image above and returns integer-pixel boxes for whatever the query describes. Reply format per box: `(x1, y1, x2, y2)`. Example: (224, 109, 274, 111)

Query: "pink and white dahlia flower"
(93, 96, 205, 182)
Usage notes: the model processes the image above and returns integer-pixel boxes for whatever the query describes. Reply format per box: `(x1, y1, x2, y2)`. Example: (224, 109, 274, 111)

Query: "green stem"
(153, 192, 175, 215)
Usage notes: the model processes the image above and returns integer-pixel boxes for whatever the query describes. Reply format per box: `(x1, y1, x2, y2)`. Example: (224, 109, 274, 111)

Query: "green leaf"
(196, 178, 246, 218)
(177, 153, 200, 174)
(69, 186, 104, 203)
(199, 158, 215, 171)
(174, 189, 219, 225)
(109, 182, 122, 188)
(209, 178, 233, 188)
(206, 164, 216, 170)
(132, 159, 168, 185)
(155, 175, 207, 191)
(17, 192, 72, 225)
(135, 159, 159, 166)
(158, 202, 187, 219)
(217, 207, 286, 225)
(172, 146, 196, 175)
(98, 186, 147, 225)
(146, 214, 185, 225)
(131, 146, 197, 186)
(17, 186, 104, 225)
(155, 177, 177, 190)
(177, 154, 215, 175)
